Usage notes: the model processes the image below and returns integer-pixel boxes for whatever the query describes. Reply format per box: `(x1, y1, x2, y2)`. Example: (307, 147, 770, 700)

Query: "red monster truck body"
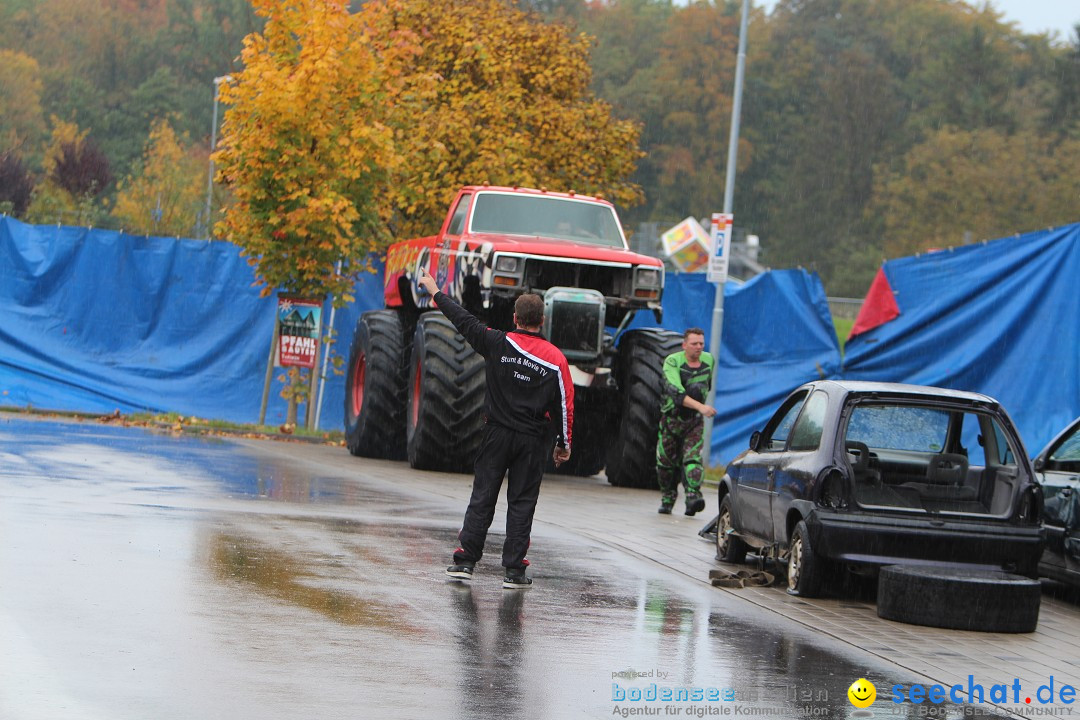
(345, 186, 682, 485)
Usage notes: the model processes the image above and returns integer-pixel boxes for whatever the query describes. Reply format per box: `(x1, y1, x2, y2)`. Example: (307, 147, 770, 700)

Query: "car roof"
(460, 185, 614, 208)
(813, 379, 998, 404)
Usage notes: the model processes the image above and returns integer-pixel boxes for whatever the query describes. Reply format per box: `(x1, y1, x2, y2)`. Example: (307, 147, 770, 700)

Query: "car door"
(736, 391, 807, 542)
(1034, 418, 1080, 581)
(771, 390, 830, 544)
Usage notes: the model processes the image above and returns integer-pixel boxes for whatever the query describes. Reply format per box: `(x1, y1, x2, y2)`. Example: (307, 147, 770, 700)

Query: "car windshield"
(845, 401, 1023, 517)
(470, 193, 626, 248)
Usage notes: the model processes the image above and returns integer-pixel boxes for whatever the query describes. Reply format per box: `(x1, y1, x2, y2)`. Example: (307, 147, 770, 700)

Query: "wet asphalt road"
(0, 416, 1014, 720)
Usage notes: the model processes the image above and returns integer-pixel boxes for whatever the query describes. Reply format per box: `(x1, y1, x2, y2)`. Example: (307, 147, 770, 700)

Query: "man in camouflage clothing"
(656, 327, 717, 516)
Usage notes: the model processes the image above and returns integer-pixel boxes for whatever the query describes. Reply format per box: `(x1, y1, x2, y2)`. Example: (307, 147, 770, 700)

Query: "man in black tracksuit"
(418, 267, 574, 589)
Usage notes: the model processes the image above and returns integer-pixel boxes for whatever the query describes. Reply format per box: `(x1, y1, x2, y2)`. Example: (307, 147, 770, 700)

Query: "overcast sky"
(747, 0, 1078, 43)
(989, 0, 1079, 41)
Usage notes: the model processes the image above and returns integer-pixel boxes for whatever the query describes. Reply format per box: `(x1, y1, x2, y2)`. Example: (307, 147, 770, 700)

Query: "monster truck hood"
(473, 234, 662, 267)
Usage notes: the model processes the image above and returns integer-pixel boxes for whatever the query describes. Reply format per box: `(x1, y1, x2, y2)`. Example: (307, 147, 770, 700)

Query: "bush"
(0, 150, 35, 216)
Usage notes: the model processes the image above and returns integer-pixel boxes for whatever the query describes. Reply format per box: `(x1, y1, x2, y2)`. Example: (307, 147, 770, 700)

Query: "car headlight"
(495, 255, 521, 273)
(635, 268, 660, 287)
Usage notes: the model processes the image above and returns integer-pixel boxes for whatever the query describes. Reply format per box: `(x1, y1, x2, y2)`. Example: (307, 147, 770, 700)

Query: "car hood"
(467, 233, 662, 267)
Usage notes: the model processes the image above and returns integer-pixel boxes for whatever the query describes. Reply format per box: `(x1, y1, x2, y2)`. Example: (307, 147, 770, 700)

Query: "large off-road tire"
(716, 495, 749, 564)
(406, 314, 485, 472)
(344, 309, 408, 459)
(548, 387, 613, 478)
(787, 520, 826, 597)
(877, 565, 1041, 632)
(605, 329, 683, 488)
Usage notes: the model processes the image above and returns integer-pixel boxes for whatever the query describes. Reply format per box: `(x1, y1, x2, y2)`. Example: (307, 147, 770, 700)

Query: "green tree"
(0, 49, 45, 154)
(870, 127, 1080, 257)
(25, 120, 111, 226)
(0, 150, 35, 216)
(112, 118, 206, 236)
(733, 0, 1055, 293)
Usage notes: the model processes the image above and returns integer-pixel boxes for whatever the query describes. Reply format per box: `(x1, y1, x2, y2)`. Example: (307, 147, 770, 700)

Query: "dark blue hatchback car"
(715, 380, 1044, 597)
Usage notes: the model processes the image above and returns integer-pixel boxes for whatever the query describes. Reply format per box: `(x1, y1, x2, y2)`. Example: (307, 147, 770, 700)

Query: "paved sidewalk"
(250, 440, 1080, 719)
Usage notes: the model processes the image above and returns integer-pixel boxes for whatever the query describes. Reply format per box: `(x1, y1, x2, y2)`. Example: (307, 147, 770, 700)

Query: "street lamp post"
(703, 0, 750, 468)
(204, 75, 232, 239)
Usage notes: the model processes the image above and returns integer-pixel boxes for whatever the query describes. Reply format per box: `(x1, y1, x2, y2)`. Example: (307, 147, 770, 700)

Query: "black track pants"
(453, 424, 549, 571)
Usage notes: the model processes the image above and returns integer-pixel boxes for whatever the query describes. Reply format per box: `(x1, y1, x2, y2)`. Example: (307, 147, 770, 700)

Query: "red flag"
(849, 267, 900, 339)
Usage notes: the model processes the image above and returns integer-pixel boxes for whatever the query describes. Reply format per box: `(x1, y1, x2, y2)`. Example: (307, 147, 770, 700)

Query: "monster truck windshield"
(470, 193, 625, 248)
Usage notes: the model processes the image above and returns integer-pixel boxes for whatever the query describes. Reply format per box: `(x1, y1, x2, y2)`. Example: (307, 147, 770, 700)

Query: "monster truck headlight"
(494, 255, 521, 273)
(635, 268, 661, 287)
(633, 267, 662, 299)
(542, 287, 606, 363)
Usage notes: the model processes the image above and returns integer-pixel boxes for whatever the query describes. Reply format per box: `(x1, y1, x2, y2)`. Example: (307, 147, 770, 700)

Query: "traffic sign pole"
(703, 0, 749, 469)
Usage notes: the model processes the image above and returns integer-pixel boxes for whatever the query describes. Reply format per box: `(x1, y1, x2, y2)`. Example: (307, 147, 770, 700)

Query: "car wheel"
(406, 313, 485, 472)
(787, 520, 825, 597)
(715, 495, 748, 564)
(605, 329, 683, 488)
(344, 309, 407, 459)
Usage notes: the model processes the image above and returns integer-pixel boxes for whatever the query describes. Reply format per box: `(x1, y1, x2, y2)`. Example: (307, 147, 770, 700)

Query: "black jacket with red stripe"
(433, 292, 574, 451)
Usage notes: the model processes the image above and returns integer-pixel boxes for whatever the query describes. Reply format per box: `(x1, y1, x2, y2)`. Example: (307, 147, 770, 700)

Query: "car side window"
(1049, 425, 1080, 463)
(763, 392, 808, 452)
(788, 391, 829, 452)
(991, 419, 1016, 465)
(447, 194, 472, 236)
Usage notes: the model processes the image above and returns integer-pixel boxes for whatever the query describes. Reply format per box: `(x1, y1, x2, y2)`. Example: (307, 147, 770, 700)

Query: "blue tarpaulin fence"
(843, 222, 1080, 454)
(0, 216, 840, 465)
(8, 216, 1076, 466)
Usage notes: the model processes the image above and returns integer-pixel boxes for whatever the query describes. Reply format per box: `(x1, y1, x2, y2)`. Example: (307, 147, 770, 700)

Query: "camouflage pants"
(656, 412, 704, 504)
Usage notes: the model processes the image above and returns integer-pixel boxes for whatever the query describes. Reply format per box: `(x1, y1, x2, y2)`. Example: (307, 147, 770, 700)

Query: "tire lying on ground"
(877, 565, 1041, 633)
(344, 309, 407, 460)
(406, 313, 485, 472)
(606, 329, 684, 489)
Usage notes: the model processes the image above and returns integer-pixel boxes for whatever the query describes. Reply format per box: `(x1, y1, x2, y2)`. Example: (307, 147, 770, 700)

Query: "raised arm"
(418, 266, 494, 357)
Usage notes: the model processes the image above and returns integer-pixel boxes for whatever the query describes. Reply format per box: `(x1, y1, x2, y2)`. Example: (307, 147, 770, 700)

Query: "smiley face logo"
(848, 678, 876, 708)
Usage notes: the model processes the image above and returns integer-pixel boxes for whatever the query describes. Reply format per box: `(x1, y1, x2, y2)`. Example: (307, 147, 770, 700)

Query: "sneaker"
(503, 569, 533, 589)
(684, 493, 705, 516)
(445, 562, 475, 580)
(658, 501, 674, 515)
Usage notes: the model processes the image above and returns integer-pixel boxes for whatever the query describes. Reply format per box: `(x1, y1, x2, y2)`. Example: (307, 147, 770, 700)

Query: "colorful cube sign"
(661, 217, 710, 273)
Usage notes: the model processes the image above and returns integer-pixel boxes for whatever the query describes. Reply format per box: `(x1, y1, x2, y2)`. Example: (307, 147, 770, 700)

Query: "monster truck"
(343, 186, 681, 487)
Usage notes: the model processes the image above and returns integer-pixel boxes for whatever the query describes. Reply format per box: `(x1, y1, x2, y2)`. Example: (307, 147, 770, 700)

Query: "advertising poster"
(276, 296, 322, 369)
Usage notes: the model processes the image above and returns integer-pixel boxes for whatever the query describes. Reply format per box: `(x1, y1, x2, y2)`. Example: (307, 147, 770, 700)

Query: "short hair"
(684, 327, 705, 339)
(514, 293, 545, 328)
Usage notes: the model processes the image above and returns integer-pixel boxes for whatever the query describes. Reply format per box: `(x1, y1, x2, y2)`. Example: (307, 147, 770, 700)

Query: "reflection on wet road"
(0, 417, 1014, 719)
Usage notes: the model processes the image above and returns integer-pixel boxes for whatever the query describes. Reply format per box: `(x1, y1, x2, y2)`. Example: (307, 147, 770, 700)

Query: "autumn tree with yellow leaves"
(362, 0, 644, 238)
(215, 0, 644, 301)
(215, 0, 645, 426)
(213, 0, 414, 306)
